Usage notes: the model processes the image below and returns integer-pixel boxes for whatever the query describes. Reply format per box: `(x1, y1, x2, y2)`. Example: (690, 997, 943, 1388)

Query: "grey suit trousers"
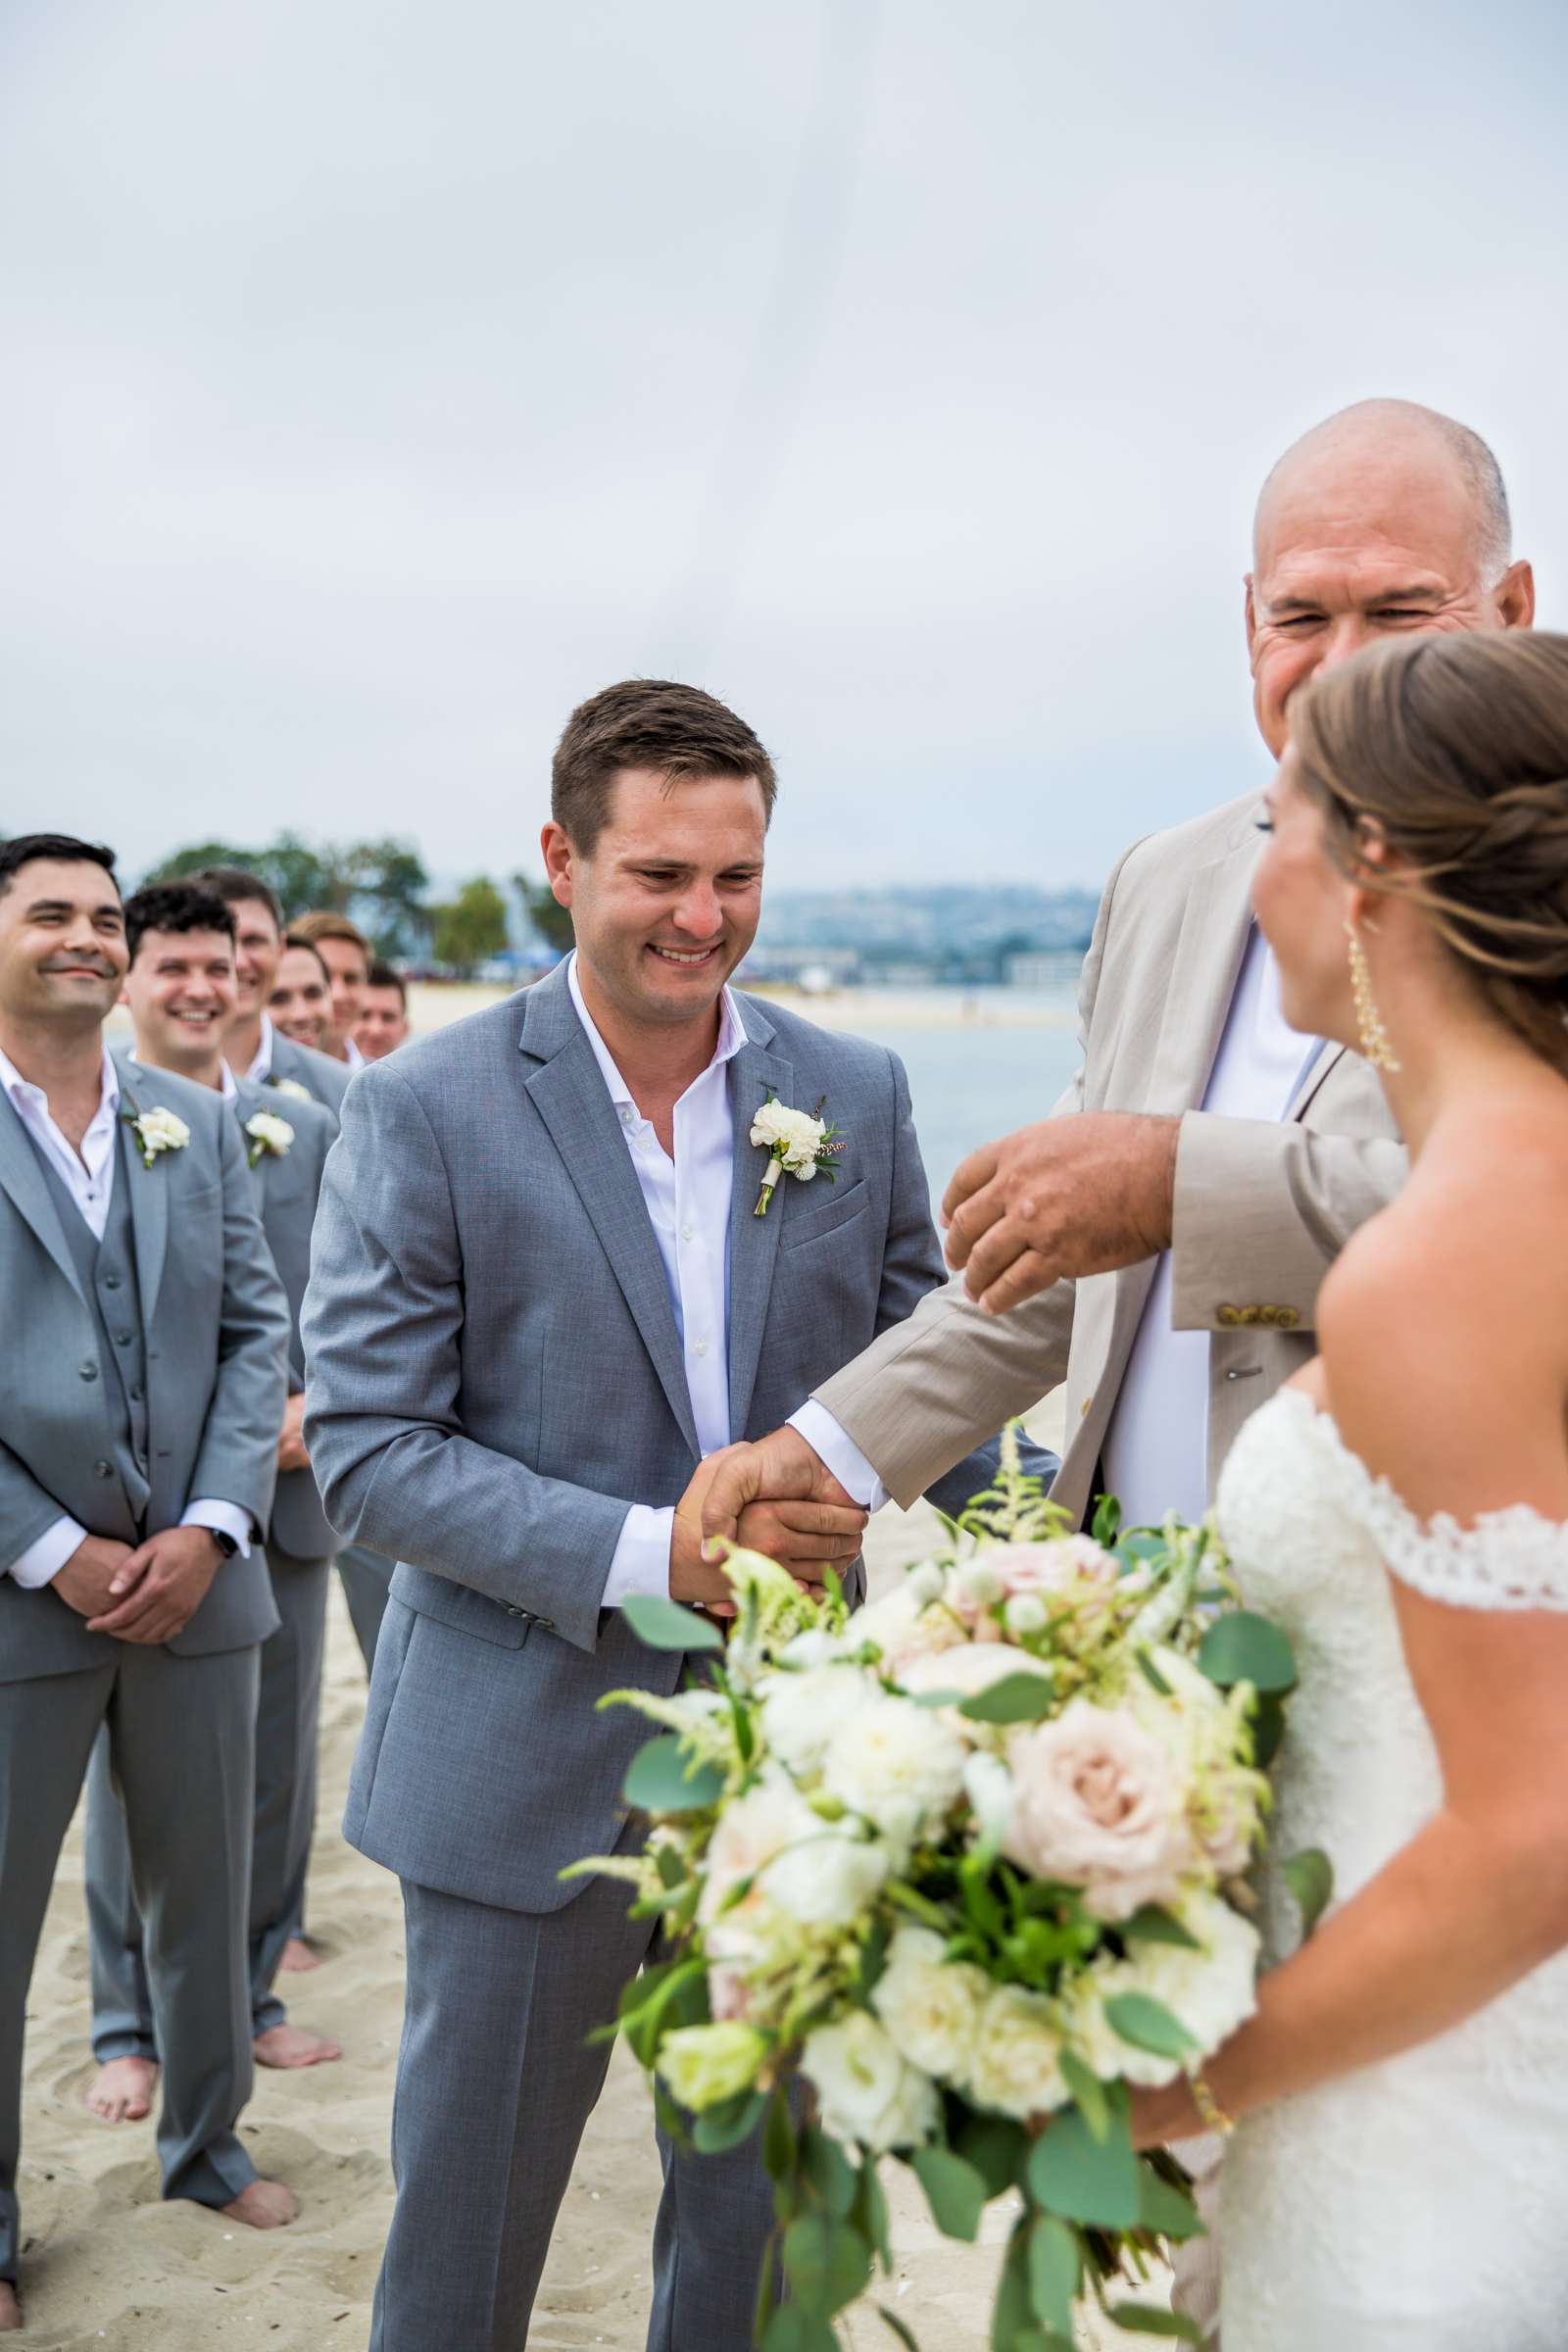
(85, 1544, 331, 2050)
(0, 1643, 260, 2279)
(372, 1846, 776, 2352)
(335, 1542, 394, 1676)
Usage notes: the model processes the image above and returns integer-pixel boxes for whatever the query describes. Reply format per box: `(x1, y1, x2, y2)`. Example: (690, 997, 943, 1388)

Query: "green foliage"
(621, 1735, 724, 1814)
(803, 2125, 858, 2218)
(1027, 2097, 1143, 2230)
(1028, 2214, 1080, 2337)
(619, 1592, 724, 1653)
(910, 2146, 988, 2242)
(1102, 1992, 1200, 2062)
(1121, 1905, 1200, 1951)
(513, 867, 574, 952)
(1102, 2303, 1203, 2342)
(1283, 1847, 1335, 1941)
(147, 831, 430, 952)
(1135, 2163, 1205, 2242)
(1197, 1610, 1298, 1694)
(1058, 2048, 1110, 2142)
(693, 2088, 766, 2153)
(781, 2212, 872, 2320)
(956, 1672, 1057, 1725)
(954, 2114, 1027, 2199)
(431, 875, 509, 975)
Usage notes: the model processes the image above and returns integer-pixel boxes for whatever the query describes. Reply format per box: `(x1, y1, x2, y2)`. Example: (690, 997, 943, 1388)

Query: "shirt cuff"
(601, 1504, 674, 1608)
(788, 1401, 891, 1513)
(8, 1515, 86, 1589)
(180, 1499, 254, 1558)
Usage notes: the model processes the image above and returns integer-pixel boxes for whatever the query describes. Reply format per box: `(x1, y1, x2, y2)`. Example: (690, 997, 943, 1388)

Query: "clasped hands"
(671, 1432, 868, 1618)
(54, 1526, 225, 1644)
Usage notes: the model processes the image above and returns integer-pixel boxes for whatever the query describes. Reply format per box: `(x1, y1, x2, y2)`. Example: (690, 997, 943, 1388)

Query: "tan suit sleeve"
(1169, 1110, 1407, 1331)
(811, 843, 1139, 1505)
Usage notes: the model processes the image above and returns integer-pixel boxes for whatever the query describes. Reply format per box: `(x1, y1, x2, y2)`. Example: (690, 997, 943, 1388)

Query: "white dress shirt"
(0, 1040, 252, 1586)
(567, 956, 748, 1604)
(245, 1013, 276, 1084)
(343, 1037, 366, 1071)
(1101, 924, 1320, 1526)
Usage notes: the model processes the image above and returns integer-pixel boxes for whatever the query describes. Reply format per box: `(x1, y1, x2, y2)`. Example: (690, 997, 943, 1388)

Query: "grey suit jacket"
(232, 1077, 340, 1562)
(304, 963, 1042, 1913)
(0, 1050, 290, 1684)
(266, 1029, 353, 1115)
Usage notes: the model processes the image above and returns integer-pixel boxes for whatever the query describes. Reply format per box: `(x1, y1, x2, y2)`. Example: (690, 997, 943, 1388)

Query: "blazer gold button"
(1272, 1306, 1300, 1330)
(1080, 1396, 1093, 1419)
(1216, 1306, 1242, 1328)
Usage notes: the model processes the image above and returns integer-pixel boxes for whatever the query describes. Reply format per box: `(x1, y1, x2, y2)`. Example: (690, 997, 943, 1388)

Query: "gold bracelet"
(1188, 2067, 1237, 2136)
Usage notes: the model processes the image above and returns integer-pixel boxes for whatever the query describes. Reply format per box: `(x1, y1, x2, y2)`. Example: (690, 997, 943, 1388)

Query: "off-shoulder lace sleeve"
(1357, 1485, 1568, 1612)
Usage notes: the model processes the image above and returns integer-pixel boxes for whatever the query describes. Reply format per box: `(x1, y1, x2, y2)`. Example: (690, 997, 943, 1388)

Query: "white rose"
(801, 2010, 939, 2154)
(761, 1665, 878, 1780)
(966, 1984, 1071, 2121)
(137, 1106, 191, 1154)
(983, 1536, 1119, 1599)
(244, 1110, 295, 1158)
(1004, 1699, 1196, 1922)
(698, 1774, 888, 1939)
(962, 1749, 1016, 1845)
(750, 1101, 827, 1169)
(821, 1693, 968, 1847)
(899, 1643, 1054, 1743)
(854, 1583, 966, 1676)
(1064, 1887, 1260, 2089)
(271, 1076, 314, 1102)
(656, 2021, 770, 2112)
(871, 1926, 989, 2081)
(762, 1824, 890, 1929)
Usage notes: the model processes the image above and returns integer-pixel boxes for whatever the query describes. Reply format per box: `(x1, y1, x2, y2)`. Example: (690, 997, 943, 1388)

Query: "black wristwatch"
(209, 1528, 239, 1558)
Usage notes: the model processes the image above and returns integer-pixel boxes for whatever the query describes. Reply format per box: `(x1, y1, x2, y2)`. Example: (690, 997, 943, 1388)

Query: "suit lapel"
(1287, 1039, 1348, 1124)
(0, 1092, 86, 1301)
(114, 1059, 170, 1323)
(725, 1014, 793, 1441)
(1143, 831, 1258, 1113)
(519, 974, 702, 1462)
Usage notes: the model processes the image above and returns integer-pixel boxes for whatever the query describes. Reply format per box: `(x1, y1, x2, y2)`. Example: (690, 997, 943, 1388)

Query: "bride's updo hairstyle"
(1290, 629, 1568, 1076)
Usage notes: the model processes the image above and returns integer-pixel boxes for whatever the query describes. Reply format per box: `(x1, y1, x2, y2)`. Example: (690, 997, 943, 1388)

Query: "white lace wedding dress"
(1214, 1387, 1568, 2349)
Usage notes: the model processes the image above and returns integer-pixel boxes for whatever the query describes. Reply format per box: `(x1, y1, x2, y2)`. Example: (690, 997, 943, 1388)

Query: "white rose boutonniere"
(123, 1105, 191, 1170)
(749, 1091, 847, 1217)
(244, 1110, 295, 1167)
(270, 1076, 314, 1103)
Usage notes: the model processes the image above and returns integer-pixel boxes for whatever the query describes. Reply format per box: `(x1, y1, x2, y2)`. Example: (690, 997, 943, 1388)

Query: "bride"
(1126, 627, 1568, 2346)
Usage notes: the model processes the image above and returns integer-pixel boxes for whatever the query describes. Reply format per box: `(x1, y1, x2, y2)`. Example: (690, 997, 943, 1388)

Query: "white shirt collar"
(565, 951, 746, 1110)
(220, 1060, 239, 1102)
(246, 1013, 274, 1084)
(0, 1038, 120, 1122)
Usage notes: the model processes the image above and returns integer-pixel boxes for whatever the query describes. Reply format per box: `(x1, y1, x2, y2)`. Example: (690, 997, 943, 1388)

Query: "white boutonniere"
(270, 1075, 314, 1103)
(244, 1109, 295, 1167)
(750, 1092, 847, 1217)
(123, 1105, 191, 1170)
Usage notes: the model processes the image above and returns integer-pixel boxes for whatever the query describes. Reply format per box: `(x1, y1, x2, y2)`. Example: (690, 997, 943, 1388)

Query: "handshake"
(670, 1429, 864, 1617)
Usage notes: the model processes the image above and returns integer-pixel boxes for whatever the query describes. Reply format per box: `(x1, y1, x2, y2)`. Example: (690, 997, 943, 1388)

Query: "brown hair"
(366, 956, 407, 1006)
(551, 678, 776, 854)
(292, 907, 371, 967)
(1291, 630, 1568, 1073)
(281, 933, 332, 985)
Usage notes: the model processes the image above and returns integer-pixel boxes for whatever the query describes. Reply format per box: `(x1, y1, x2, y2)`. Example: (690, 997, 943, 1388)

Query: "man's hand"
(52, 1534, 137, 1621)
(942, 1112, 1180, 1315)
(670, 1449, 753, 1616)
(86, 1526, 224, 1645)
(277, 1392, 311, 1474)
(699, 1426, 861, 1563)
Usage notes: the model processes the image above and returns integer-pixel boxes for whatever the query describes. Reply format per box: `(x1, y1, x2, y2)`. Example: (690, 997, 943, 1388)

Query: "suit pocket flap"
(389, 1562, 530, 1648)
(781, 1177, 869, 1250)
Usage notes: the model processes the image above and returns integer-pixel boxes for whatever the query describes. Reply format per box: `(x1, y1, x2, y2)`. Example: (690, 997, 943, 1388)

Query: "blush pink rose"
(982, 1537, 1119, 1599)
(1004, 1699, 1194, 1921)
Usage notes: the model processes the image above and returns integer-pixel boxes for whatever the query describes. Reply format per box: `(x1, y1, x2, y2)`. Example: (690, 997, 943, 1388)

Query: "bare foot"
(221, 2178, 298, 2230)
(0, 2280, 21, 2332)
(84, 2054, 160, 2123)
(277, 1936, 320, 1974)
(253, 2022, 342, 2070)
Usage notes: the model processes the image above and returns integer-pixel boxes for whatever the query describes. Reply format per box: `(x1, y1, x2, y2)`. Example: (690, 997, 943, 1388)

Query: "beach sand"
(16, 1393, 1172, 2349)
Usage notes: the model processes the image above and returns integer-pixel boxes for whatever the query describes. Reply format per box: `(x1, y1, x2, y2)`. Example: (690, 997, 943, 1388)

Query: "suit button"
(104, 1273, 122, 1291)
(94, 1459, 113, 1479)
(1215, 1306, 1241, 1329)
(79, 1361, 99, 1382)
(129, 1385, 143, 1402)
(1080, 1396, 1093, 1419)
(1270, 1306, 1300, 1331)
(536, 1619, 555, 1632)
(115, 1332, 132, 1347)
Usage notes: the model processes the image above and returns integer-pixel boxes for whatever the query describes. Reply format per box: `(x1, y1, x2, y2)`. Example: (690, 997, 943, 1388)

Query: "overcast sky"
(3, 0, 1564, 896)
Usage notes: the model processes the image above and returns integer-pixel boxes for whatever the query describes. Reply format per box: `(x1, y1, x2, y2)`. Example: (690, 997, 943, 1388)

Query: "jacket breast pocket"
(781, 1178, 869, 1252)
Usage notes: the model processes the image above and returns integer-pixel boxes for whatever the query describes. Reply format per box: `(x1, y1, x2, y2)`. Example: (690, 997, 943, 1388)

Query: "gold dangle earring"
(1345, 920, 1401, 1073)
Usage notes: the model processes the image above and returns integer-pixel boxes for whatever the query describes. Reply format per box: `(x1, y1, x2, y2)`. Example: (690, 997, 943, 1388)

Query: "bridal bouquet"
(569, 1433, 1324, 2350)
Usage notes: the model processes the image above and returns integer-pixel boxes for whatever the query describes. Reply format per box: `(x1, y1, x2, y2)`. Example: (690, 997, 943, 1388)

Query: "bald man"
(699, 400, 1535, 2343)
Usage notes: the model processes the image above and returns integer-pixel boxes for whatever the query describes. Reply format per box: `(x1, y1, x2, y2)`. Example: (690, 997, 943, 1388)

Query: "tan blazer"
(815, 790, 1406, 1526)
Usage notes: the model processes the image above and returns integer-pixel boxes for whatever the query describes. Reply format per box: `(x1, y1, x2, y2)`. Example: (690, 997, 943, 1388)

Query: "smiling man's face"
(0, 857, 127, 1031)
(122, 925, 238, 1080)
(541, 766, 766, 1040)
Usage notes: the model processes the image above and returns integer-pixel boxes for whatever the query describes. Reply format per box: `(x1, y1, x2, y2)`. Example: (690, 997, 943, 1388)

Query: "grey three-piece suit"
(302, 963, 1050, 2352)
(84, 1071, 341, 2055)
(0, 1049, 288, 2284)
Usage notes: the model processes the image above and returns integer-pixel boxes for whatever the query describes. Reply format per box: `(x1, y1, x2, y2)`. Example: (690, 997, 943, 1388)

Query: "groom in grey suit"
(0, 838, 293, 2332)
(303, 681, 1054, 2351)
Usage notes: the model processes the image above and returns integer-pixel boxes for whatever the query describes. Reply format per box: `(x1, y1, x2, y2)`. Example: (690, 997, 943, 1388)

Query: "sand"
(16, 1393, 1169, 2349)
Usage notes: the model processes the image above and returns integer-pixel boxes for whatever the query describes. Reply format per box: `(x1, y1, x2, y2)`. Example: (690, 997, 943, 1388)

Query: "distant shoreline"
(406, 979, 1078, 1037)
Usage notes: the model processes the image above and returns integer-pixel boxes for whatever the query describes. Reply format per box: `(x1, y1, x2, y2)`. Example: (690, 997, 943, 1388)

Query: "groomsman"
(81, 884, 343, 2133)
(0, 837, 294, 2333)
(184, 867, 351, 1113)
(291, 910, 371, 1069)
(354, 959, 410, 1062)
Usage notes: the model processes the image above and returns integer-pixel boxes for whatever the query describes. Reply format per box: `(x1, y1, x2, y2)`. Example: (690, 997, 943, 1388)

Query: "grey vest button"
(116, 1332, 132, 1346)
(104, 1272, 122, 1290)
(94, 1459, 114, 1479)
(79, 1361, 99, 1381)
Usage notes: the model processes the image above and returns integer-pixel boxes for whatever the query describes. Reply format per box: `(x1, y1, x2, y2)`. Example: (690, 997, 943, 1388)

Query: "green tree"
(512, 869, 573, 954)
(431, 877, 510, 976)
(148, 831, 430, 949)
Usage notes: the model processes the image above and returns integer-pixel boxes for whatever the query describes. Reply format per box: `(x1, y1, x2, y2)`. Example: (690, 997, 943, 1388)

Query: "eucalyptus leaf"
(1058, 2048, 1110, 2143)
(1027, 2214, 1080, 2336)
(1091, 1494, 1122, 1546)
(991, 2223, 1035, 2352)
(1283, 1847, 1335, 1941)
(762, 2088, 797, 2183)
(780, 2213, 872, 2319)
(1103, 1992, 1200, 2062)
(622, 1734, 724, 1815)
(1121, 1905, 1200, 1951)
(1103, 2302, 1203, 2342)
(620, 1590, 724, 1652)
(1027, 2104, 1142, 2229)
(1133, 1648, 1173, 1696)
(1136, 2164, 1206, 2243)
(692, 2088, 766, 2154)
(956, 1672, 1057, 1725)
(762, 2305, 841, 2352)
(1197, 1610, 1298, 1694)
(911, 2146, 988, 2242)
(856, 2157, 894, 2274)
(955, 2114, 1027, 2199)
(803, 2124, 858, 2218)
(876, 2306, 923, 2351)
(1250, 1691, 1287, 1768)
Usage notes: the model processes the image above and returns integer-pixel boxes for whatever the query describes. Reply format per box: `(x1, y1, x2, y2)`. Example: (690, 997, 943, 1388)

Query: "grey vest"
(27, 1124, 152, 1540)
